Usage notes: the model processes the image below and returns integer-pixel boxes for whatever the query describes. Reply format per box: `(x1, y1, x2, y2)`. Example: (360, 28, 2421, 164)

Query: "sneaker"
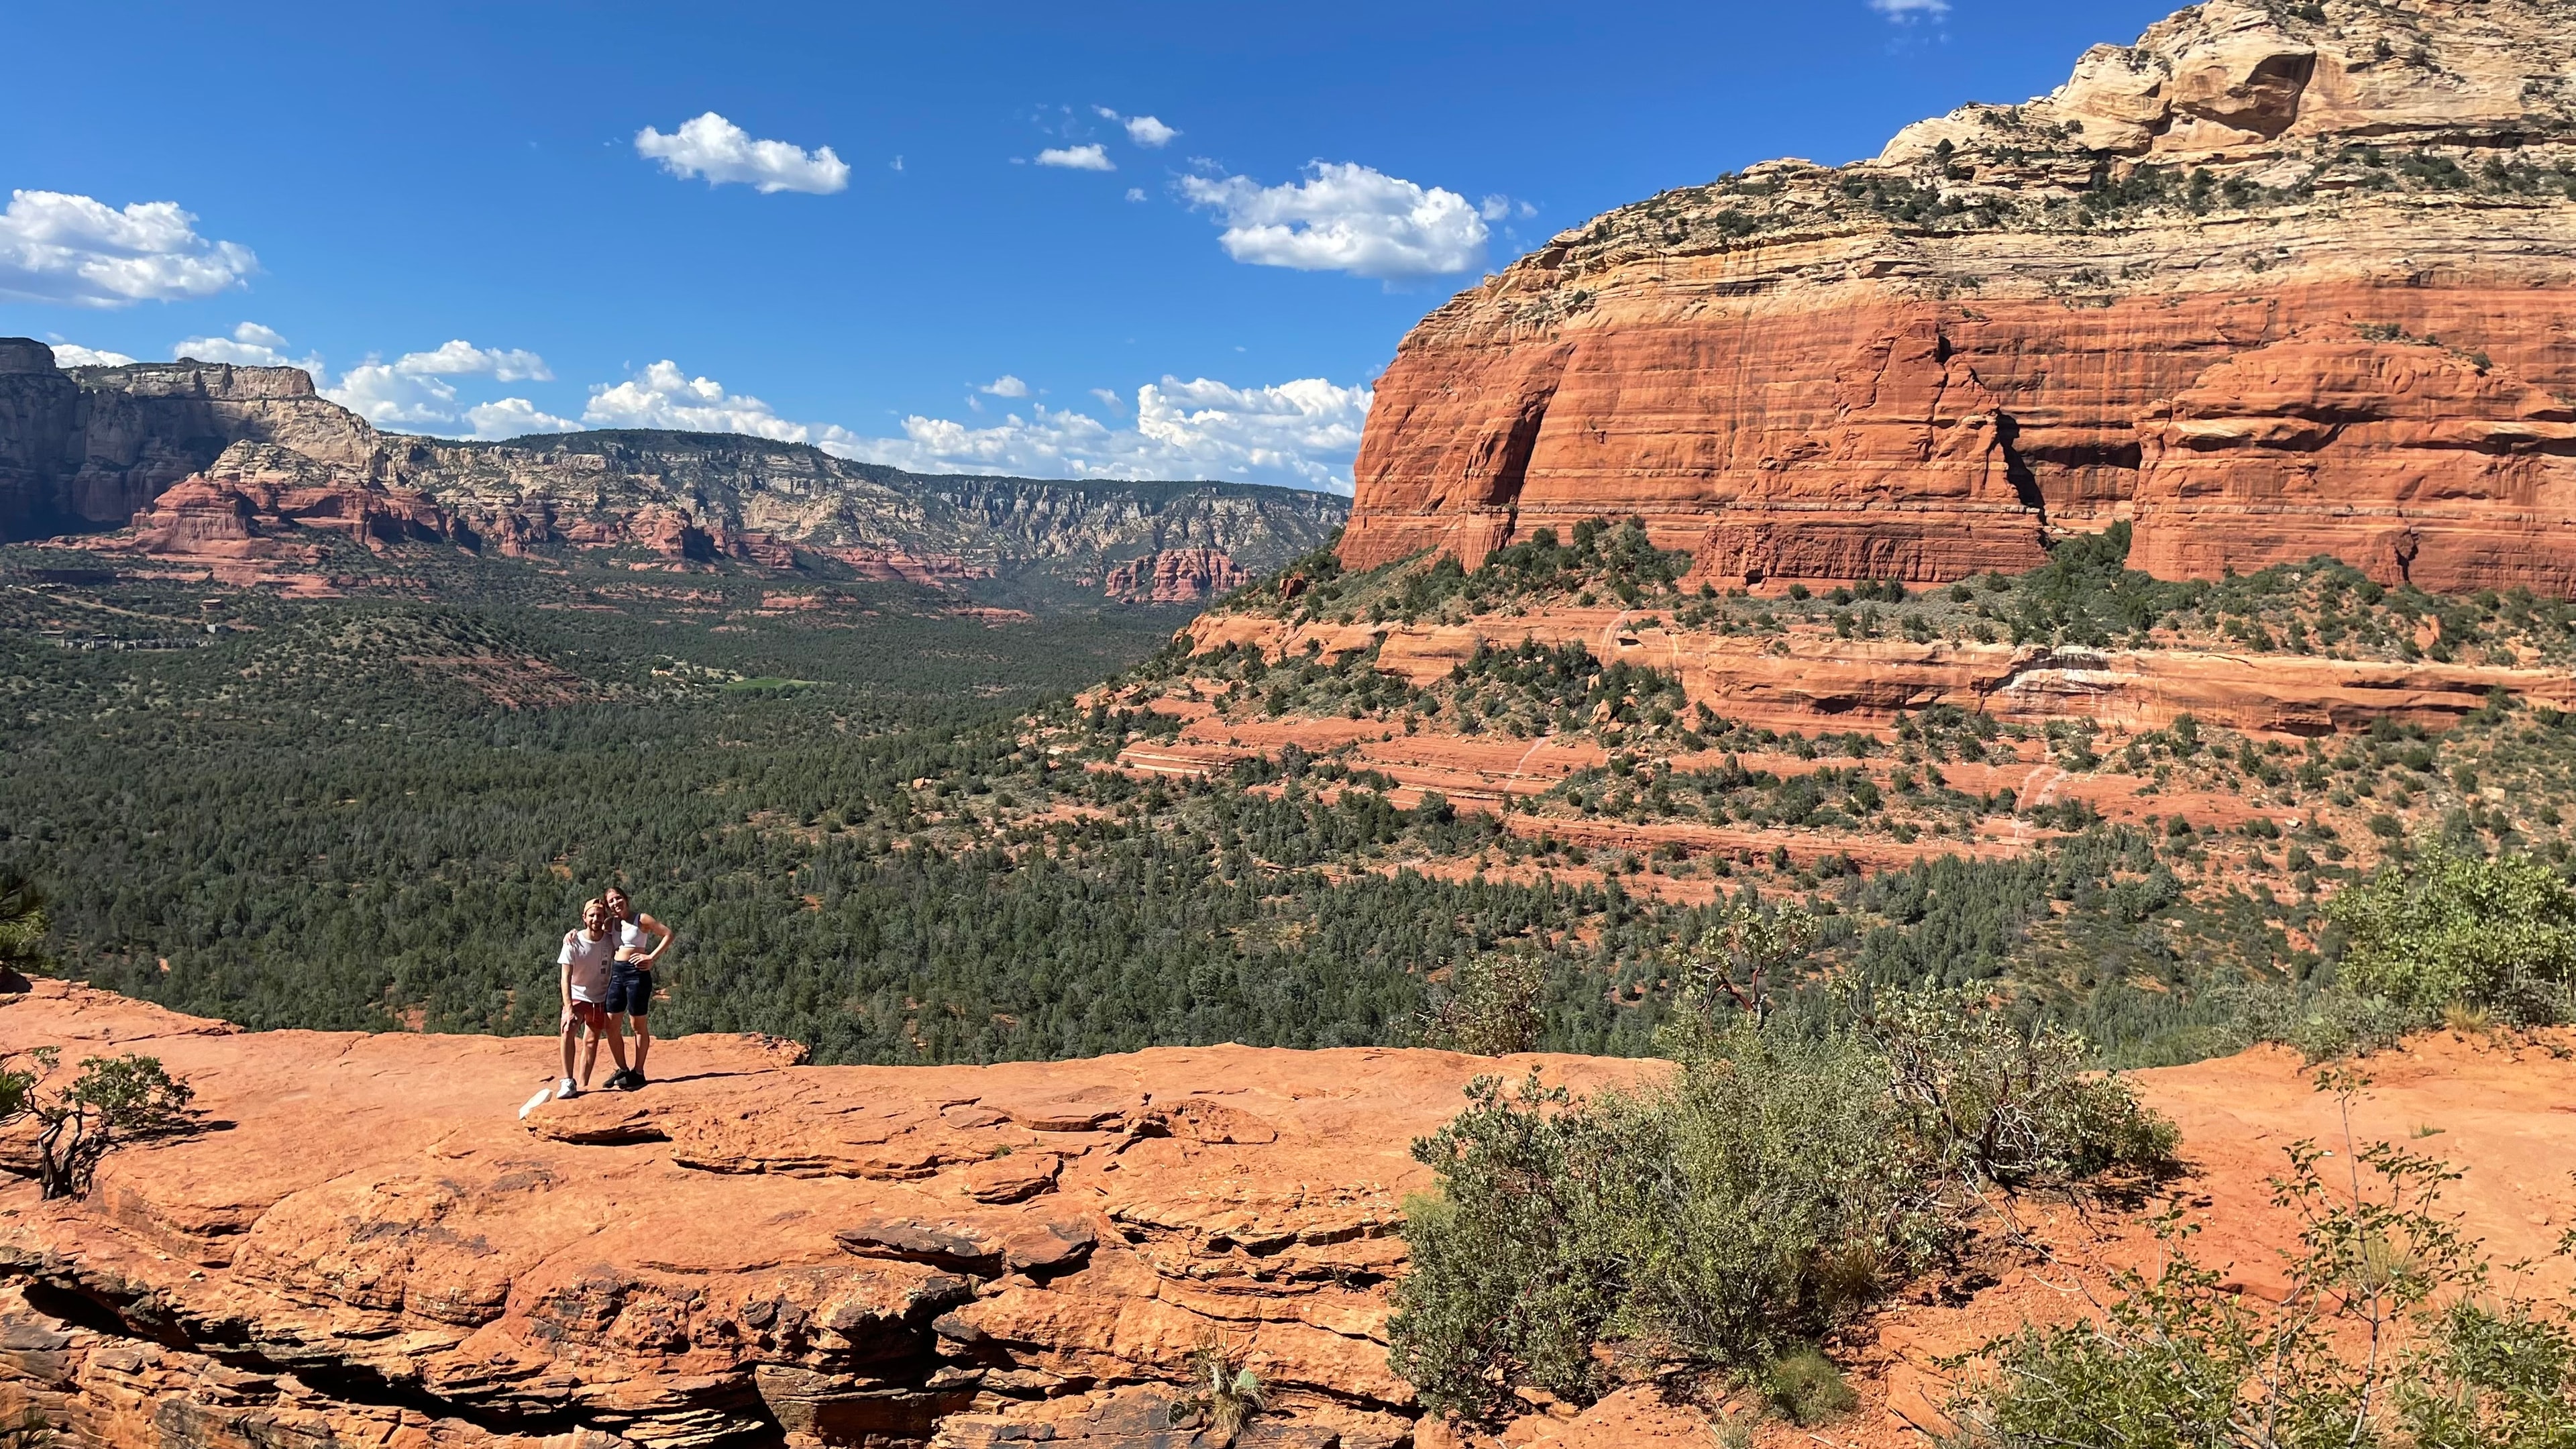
(627, 1069, 649, 1089)
(555, 1077, 580, 1100)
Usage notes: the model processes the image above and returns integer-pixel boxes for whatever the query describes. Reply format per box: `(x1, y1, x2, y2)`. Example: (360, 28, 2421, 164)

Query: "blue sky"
(2, 0, 2176, 490)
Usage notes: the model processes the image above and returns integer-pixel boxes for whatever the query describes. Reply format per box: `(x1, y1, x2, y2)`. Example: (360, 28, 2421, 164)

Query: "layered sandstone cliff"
(123, 441, 463, 561)
(1104, 548, 1250, 604)
(0, 343, 378, 541)
(1342, 0, 2576, 595)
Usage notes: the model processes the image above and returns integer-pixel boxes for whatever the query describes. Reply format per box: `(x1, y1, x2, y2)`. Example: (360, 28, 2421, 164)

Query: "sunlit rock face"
(1342, 0, 2576, 595)
(0, 346, 378, 541)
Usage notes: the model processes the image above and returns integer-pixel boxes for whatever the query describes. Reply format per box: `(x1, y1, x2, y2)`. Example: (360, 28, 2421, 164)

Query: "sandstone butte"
(0, 980, 2569, 1449)
(1104, 551, 1252, 606)
(1340, 0, 2576, 596)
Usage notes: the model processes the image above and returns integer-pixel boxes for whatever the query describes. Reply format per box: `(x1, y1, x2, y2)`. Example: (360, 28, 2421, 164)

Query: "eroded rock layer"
(1104, 548, 1250, 604)
(2, 985, 2573, 1449)
(1342, 0, 2576, 594)
(0, 983, 1648, 1449)
(0, 348, 377, 541)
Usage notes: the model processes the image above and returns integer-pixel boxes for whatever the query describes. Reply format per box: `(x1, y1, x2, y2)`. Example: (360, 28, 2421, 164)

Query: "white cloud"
(311, 333, 561, 434)
(326, 364, 464, 429)
(581, 360, 849, 445)
(1868, 0, 1950, 18)
(634, 112, 851, 195)
(1178, 162, 1487, 280)
(979, 374, 1030, 398)
(465, 397, 581, 438)
(1036, 144, 1115, 172)
(1093, 107, 1179, 148)
(391, 338, 551, 382)
(837, 375, 1371, 492)
(48, 343, 136, 367)
(1124, 187, 1147, 203)
(174, 321, 323, 376)
(0, 191, 257, 308)
(1089, 387, 1124, 411)
(550, 358, 1365, 490)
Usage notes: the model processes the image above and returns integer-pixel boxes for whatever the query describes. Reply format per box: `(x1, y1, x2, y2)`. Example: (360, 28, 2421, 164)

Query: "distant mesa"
(1341, 0, 2576, 597)
(0, 339, 1347, 600)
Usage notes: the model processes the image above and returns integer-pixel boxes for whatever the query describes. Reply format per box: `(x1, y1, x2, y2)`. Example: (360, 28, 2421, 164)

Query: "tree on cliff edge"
(23, 1051, 195, 1199)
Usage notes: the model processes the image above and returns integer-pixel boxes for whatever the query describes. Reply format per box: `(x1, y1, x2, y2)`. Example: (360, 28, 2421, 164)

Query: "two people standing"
(555, 888, 676, 1100)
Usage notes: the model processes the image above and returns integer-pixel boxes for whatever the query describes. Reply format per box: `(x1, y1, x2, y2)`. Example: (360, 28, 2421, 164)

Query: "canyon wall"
(0, 343, 1348, 596)
(1342, 0, 2576, 595)
(0, 344, 376, 542)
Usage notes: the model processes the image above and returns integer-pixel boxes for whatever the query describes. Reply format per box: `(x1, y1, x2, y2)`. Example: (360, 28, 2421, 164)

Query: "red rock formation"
(1340, 0, 2576, 596)
(124, 442, 460, 566)
(0, 981, 1647, 1449)
(1103, 548, 1249, 603)
(1187, 608, 2576, 738)
(2132, 329, 2576, 594)
(0, 984, 2569, 1449)
(0, 348, 388, 539)
(824, 546, 994, 586)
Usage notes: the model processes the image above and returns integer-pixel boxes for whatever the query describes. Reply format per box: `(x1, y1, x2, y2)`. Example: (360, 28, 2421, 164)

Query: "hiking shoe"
(555, 1077, 580, 1100)
(627, 1069, 648, 1089)
(604, 1069, 635, 1091)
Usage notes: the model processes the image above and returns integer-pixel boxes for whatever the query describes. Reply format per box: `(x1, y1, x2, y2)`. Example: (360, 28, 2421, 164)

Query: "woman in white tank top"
(600, 887, 674, 1089)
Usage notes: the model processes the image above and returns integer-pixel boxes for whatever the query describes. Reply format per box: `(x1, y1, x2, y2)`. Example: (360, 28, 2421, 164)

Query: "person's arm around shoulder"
(635, 910, 676, 967)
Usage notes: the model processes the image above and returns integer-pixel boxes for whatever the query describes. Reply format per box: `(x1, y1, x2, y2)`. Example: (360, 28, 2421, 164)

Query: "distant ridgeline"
(0, 339, 1346, 606)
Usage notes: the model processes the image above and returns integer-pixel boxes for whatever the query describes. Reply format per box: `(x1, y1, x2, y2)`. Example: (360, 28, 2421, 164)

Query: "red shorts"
(564, 999, 610, 1032)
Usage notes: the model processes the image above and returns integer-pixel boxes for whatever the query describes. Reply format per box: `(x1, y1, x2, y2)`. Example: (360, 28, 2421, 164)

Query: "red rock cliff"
(1342, 0, 2576, 594)
(1, 984, 2571, 1449)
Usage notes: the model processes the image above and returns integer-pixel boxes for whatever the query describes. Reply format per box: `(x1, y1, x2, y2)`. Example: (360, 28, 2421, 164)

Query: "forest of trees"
(9, 535, 2555, 1069)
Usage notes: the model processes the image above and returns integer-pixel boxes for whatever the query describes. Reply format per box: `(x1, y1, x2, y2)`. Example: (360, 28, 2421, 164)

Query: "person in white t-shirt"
(555, 898, 629, 1099)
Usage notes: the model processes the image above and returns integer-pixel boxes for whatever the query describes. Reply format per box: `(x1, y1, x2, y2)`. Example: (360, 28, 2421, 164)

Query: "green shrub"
(1385, 1074, 1646, 1419)
(1415, 953, 1548, 1057)
(1389, 998, 2176, 1424)
(1854, 985, 2178, 1186)
(1949, 1073, 2576, 1449)
(2325, 845, 2576, 1024)
(1611, 1022, 1947, 1372)
(25, 1051, 195, 1199)
(1761, 1347, 1858, 1426)
(2233, 981, 2424, 1063)
(0, 874, 46, 977)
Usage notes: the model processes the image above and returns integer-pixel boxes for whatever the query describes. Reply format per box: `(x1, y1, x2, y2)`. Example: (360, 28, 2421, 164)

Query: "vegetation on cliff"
(14, 515, 2576, 1074)
(1953, 1071, 2576, 1449)
(1389, 990, 2176, 1423)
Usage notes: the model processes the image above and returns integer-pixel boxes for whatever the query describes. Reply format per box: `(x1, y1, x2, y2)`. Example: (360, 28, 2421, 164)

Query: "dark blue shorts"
(605, 961, 655, 1016)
